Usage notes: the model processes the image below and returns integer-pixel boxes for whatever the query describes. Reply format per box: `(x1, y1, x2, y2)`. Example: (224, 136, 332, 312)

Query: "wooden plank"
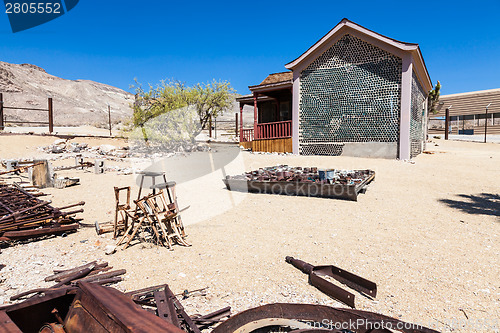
(31, 160, 52, 188)
(251, 138, 292, 153)
(239, 141, 252, 150)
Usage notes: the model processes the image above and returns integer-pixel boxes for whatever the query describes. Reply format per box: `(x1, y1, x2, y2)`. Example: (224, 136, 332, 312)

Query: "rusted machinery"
(0, 184, 84, 243)
(1, 281, 230, 332)
(0, 286, 439, 333)
(224, 165, 375, 201)
(1, 259, 438, 333)
(286, 256, 377, 308)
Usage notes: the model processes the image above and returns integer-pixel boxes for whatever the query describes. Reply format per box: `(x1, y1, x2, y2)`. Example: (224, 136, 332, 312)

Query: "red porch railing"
(256, 120, 292, 139)
(241, 128, 254, 142)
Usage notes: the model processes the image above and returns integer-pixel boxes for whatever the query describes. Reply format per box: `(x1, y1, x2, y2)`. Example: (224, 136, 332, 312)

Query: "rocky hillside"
(0, 61, 134, 127)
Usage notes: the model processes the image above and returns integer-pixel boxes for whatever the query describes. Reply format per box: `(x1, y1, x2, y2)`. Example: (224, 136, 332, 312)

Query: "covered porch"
(237, 72, 293, 153)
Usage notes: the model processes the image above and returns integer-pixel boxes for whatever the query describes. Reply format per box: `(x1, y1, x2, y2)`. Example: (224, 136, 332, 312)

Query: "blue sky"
(1, 0, 499, 96)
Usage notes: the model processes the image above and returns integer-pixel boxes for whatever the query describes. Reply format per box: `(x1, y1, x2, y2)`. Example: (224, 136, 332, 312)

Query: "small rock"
(51, 146, 64, 154)
(104, 245, 117, 255)
(99, 144, 116, 154)
(53, 139, 67, 146)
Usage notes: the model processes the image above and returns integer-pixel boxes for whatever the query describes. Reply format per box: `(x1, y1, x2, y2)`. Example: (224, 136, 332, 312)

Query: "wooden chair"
(113, 186, 134, 239)
(145, 191, 190, 249)
(116, 196, 158, 249)
(116, 179, 189, 250)
(150, 182, 187, 239)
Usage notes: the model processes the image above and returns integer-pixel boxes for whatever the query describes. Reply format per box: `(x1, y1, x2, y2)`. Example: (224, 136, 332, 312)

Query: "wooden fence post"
(444, 108, 449, 140)
(108, 104, 112, 136)
(235, 112, 239, 140)
(48, 97, 53, 133)
(0, 93, 4, 130)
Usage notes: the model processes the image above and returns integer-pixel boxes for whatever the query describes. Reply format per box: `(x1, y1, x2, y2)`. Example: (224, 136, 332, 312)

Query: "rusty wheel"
(212, 303, 438, 333)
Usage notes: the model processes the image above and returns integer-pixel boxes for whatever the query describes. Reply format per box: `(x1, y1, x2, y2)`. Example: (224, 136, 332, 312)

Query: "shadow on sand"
(439, 193, 500, 218)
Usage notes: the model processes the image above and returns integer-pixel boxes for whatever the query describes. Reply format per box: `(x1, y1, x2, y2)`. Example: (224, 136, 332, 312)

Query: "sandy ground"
(431, 134, 500, 144)
(0, 134, 498, 332)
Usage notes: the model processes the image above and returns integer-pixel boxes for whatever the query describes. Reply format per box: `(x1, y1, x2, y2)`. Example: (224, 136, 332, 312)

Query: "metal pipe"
(485, 103, 492, 143)
(445, 105, 452, 140)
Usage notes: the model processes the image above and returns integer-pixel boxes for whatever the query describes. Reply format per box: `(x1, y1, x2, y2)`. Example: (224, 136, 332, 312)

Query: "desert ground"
(0, 133, 498, 332)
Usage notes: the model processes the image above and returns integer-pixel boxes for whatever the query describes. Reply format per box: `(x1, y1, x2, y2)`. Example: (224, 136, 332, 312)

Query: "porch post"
(399, 55, 412, 160)
(253, 93, 258, 140)
(239, 103, 243, 142)
(275, 98, 280, 122)
(291, 73, 300, 154)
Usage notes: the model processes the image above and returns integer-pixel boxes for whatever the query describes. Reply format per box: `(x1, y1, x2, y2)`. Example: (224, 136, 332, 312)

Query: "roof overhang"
(249, 80, 293, 94)
(236, 94, 276, 105)
(285, 18, 432, 92)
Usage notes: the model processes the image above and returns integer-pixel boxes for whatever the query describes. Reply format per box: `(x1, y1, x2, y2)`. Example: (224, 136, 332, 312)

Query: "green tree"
(131, 79, 189, 140)
(428, 81, 441, 114)
(190, 80, 235, 129)
(131, 79, 234, 141)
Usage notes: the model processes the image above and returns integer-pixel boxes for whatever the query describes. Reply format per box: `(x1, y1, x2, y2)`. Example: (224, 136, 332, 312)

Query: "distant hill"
(0, 61, 134, 127)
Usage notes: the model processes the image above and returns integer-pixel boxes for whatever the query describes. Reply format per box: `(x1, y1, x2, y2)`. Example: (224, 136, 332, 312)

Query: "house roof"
(259, 72, 293, 85)
(284, 18, 432, 92)
(248, 71, 293, 93)
(432, 88, 500, 117)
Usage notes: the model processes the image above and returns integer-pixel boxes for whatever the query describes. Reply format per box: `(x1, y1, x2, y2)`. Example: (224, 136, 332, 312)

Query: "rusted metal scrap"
(2, 280, 229, 332)
(0, 161, 43, 176)
(2, 273, 439, 333)
(1, 283, 184, 333)
(224, 165, 375, 201)
(9, 261, 125, 301)
(0, 184, 84, 243)
(127, 284, 227, 333)
(286, 256, 377, 308)
(212, 303, 439, 333)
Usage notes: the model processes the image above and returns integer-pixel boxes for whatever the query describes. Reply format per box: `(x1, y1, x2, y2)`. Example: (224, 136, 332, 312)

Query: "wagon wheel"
(215, 317, 336, 332)
(212, 303, 438, 333)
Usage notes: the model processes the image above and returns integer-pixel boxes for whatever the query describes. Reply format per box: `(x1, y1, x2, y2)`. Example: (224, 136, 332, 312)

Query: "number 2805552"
(5, 2, 61, 14)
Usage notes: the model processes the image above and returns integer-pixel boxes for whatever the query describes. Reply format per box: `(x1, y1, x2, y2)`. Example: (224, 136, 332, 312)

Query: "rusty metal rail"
(0, 184, 84, 242)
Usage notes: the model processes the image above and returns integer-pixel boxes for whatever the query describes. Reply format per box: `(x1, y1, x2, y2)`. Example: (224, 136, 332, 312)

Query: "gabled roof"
(285, 18, 432, 92)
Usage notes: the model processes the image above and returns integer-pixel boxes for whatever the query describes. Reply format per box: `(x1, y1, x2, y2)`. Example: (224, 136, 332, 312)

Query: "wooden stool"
(136, 171, 167, 201)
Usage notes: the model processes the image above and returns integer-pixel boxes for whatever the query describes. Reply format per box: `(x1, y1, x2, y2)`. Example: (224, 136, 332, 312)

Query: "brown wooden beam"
(0, 93, 4, 130)
(48, 97, 54, 133)
(253, 93, 258, 139)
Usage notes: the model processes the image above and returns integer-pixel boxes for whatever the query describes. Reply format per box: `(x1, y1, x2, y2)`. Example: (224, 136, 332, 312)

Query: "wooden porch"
(237, 72, 294, 153)
(240, 121, 293, 153)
